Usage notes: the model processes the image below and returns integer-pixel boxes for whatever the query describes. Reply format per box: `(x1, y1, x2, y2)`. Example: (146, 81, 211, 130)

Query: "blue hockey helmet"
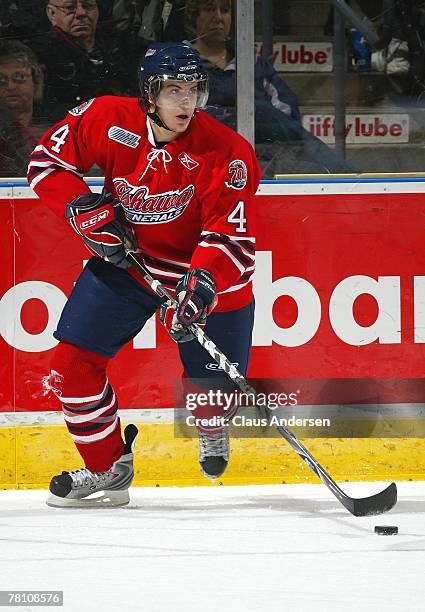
(139, 42, 209, 113)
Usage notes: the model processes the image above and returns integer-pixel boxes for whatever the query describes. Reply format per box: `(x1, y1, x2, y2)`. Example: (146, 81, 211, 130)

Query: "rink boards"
(2, 176, 425, 488)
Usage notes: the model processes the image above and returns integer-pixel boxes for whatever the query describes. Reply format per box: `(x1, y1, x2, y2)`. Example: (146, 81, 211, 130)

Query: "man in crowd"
(29, 0, 138, 121)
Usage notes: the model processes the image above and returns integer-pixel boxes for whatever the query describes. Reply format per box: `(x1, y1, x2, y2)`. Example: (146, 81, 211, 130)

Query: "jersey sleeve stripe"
(28, 167, 56, 189)
(140, 253, 190, 275)
(145, 254, 190, 269)
(201, 232, 256, 254)
(28, 161, 54, 168)
(200, 230, 256, 242)
(143, 264, 182, 279)
(198, 241, 246, 275)
(218, 277, 253, 294)
(32, 145, 80, 171)
(201, 231, 255, 254)
(28, 145, 84, 188)
(232, 241, 255, 260)
(237, 240, 255, 255)
(140, 262, 179, 288)
(201, 234, 254, 268)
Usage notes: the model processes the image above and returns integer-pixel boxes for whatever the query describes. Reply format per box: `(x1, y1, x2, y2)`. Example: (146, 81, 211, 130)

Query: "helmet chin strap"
(138, 98, 174, 132)
(147, 108, 174, 132)
(139, 98, 196, 135)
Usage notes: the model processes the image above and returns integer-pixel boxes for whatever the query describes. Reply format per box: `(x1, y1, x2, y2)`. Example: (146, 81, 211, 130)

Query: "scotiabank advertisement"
(1, 180, 425, 413)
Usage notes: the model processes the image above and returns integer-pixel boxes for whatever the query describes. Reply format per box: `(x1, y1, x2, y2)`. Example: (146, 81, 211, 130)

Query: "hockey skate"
(46, 424, 138, 508)
(198, 427, 230, 481)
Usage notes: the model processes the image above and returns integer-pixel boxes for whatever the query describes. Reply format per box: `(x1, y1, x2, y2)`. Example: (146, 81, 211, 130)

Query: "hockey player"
(28, 42, 261, 507)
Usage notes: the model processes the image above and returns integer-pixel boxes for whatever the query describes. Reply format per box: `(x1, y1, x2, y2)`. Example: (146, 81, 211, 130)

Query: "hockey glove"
(65, 190, 137, 269)
(159, 268, 217, 342)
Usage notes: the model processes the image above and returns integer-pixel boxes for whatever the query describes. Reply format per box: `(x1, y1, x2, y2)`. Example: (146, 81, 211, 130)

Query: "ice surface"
(0, 482, 424, 611)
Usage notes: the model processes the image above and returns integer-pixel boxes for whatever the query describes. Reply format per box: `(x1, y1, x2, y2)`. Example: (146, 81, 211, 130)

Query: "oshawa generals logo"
(113, 179, 195, 224)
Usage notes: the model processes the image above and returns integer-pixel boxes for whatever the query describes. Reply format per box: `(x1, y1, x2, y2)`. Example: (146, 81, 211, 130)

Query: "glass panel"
(9, 0, 424, 179)
(253, 0, 425, 177)
(0, 0, 189, 177)
(186, 1, 237, 134)
(0, 0, 240, 178)
(0, 2, 51, 177)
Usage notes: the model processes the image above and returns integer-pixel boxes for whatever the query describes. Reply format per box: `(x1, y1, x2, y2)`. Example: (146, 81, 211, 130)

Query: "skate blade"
(46, 489, 130, 508)
(200, 465, 228, 482)
(200, 469, 218, 483)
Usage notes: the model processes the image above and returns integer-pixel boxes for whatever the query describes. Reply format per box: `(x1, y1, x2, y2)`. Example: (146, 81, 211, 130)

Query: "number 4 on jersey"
(227, 201, 247, 233)
(50, 124, 69, 153)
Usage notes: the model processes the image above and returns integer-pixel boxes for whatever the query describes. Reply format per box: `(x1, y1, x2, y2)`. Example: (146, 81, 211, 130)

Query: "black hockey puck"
(374, 525, 398, 535)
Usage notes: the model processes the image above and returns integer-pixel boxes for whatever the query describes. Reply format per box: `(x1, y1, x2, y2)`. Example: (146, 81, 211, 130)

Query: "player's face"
(195, 0, 232, 45)
(0, 62, 34, 114)
(154, 81, 199, 134)
(47, 0, 99, 41)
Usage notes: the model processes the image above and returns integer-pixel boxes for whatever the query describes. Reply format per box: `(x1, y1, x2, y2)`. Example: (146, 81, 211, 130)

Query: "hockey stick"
(127, 252, 397, 516)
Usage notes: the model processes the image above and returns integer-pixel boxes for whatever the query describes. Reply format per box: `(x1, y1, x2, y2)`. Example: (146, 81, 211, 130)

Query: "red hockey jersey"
(28, 96, 261, 310)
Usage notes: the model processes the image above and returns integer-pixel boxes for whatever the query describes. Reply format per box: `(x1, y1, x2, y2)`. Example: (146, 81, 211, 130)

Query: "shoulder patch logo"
(108, 126, 141, 149)
(225, 159, 247, 190)
(178, 152, 199, 170)
(69, 98, 95, 116)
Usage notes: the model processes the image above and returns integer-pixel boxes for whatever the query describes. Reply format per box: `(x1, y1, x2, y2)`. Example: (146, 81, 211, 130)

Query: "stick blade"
(344, 482, 397, 517)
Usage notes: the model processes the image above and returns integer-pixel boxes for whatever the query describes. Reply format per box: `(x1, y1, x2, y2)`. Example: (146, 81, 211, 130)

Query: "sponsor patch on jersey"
(113, 179, 194, 224)
(178, 152, 199, 170)
(225, 159, 248, 190)
(205, 362, 239, 371)
(108, 126, 141, 148)
(69, 98, 95, 116)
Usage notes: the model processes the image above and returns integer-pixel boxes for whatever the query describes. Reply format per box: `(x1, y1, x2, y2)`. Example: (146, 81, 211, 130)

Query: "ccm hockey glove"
(159, 268, 217, 342)
(65, 190, 137, 268)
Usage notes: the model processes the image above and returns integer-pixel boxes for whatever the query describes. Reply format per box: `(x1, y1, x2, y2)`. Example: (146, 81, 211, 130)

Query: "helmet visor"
(147, 75, 209, 109)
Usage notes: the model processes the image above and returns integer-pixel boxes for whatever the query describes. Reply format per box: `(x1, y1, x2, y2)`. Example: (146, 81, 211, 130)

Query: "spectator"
(102, 1, 186, 46)
(163, 0, 187, 42)
(0, 40, 48, 177)
(0, 2, 49, 42)
(29, 0, 139, 122)
(185, 0, 355, 176)
(186, 0, 300, 122)
(377, 0, 425, 101)
(136, 0, 166, 43)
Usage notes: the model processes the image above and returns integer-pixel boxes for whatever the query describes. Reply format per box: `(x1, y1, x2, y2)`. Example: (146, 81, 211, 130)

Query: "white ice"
(0, 481, 424, 612)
